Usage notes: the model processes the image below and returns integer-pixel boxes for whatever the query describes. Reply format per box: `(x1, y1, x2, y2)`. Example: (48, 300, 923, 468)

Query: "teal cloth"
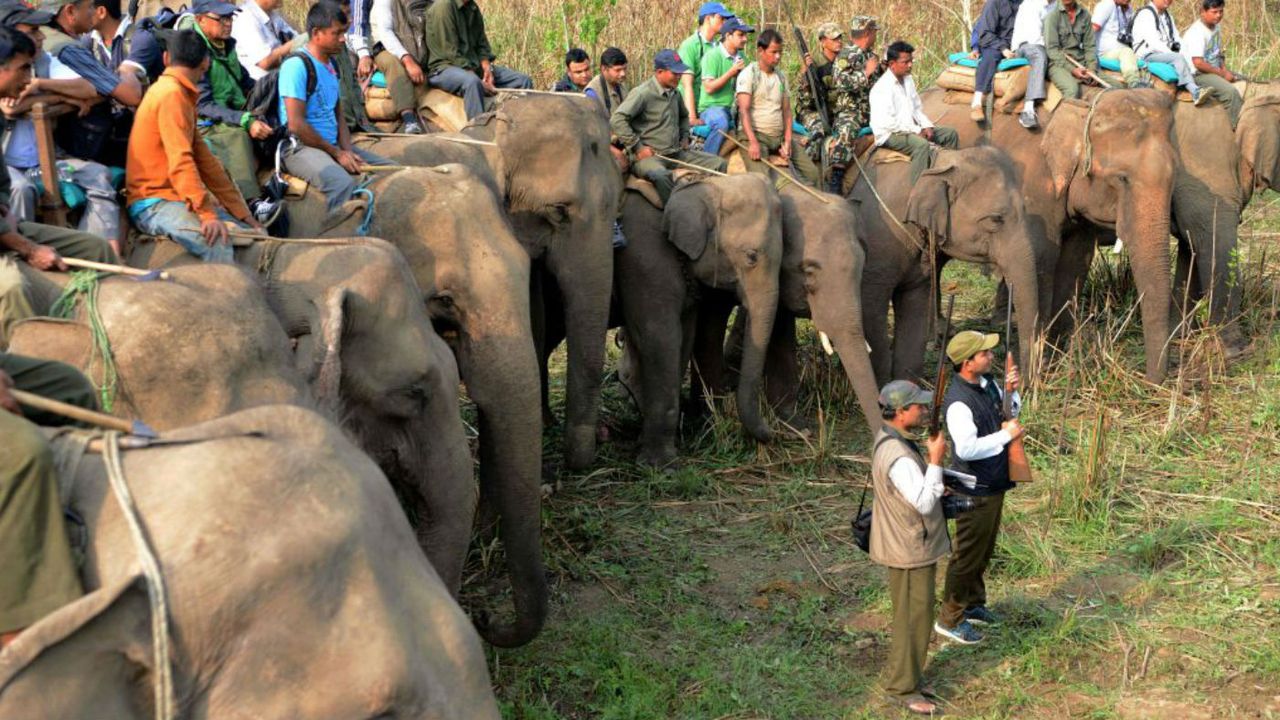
(31, 179, 86, 211)
(947, 52, 1030, 71)
(126, 197, 164, 222)
(1096, 55, 1178, 83)
(691, 124, 711, 139)
(108, 166, 125, 191)
(370, 70, 386, 88)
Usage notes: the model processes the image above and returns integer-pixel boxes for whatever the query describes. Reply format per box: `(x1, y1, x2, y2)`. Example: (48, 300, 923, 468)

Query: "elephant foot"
(636, 443, 679, 470)
(564, 425, 597, 471)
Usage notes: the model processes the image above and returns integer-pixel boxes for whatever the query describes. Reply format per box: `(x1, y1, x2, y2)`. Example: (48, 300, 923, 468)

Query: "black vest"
(943, 374, 1013, 496)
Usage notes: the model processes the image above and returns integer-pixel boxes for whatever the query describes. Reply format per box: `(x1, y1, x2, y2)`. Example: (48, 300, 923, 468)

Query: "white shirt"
(1180, 19, 1222, 68)
(888, 458, 945, 516)
(1131, 5, 1180, 58)
(1012, 0, 1053, 49)
(869, 71, 933, 146)
(945, 376, 1022, 462)
(1092, 0, 1135, 54)
(370, 0, 410, 61)
(231, 0, 298, 80)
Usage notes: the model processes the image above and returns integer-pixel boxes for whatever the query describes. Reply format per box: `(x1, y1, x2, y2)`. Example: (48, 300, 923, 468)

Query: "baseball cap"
(653, 48, 689, 73)
(816, 22, 843, 40)
(879, 380, 933, 411)
(721, 16, 755, 34)
(192, 0, 239, 16)
(0, 0, 53, 27)
(849, 15, 879, 33)
(945, 331, 1000, 364)
(697, 2, 732, 20)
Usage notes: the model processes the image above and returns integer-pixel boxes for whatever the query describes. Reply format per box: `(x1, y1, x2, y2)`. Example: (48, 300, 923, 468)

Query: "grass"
(459, 189, 1280, 719)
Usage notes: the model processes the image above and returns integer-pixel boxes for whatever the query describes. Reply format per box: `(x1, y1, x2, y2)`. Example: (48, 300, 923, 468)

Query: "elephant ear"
(663, 184, 715, 260)
(1041, 103, 1088, 198)
(905, 166, 954, 248)
(1237, 105, 1280, 192)
(303, 287, 349, 410)
(0, 575, 154, 719)
(7, 319, 93, 370)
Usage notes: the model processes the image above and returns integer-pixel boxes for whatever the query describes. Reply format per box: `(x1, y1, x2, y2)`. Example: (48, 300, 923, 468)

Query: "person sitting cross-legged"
(279, 2, 391, 215)
(126, 29, 261, 264)
(869, 41, 958, 185)
(424, 0, 531, 120)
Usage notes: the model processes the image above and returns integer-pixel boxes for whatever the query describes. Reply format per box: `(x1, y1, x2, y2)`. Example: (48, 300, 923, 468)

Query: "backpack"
(1127, 5, 1178, 53)
(849, 435, 895, 554)
(245, 51, 320, 130)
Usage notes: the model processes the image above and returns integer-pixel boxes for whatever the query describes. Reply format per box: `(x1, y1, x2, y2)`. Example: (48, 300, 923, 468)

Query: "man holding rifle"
(823, 15, 880, 194)
(935, 330, 1025, 644)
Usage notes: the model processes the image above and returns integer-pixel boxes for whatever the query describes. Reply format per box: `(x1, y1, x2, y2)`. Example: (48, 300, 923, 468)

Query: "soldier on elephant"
(423, 0, 532, 120)
(869, 40, 958, 185)
(735, 29, 820, 187)
(793, 21, 842, 163)
(345, 0, 427, 133)
(869, 379, 949, 716)
(1181, 0, 1242, 127)
(609, 49, 726, 205)
(823, 15, 881, 194)
(1043, 0, 1101, 99)
(934, 331, 1024, 646)
(0, 352, 99, 650)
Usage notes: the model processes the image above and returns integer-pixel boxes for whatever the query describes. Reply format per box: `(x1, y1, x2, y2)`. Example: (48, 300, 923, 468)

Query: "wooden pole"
(62, 258, 172, 281)
(11, 389, 157, 437)
(717, 130, 831, 204)
(1066, 55, 1113, 89)
(652, 153, 731, 177)
(357, 132, 497, 147)
(359, 164, 412, 172)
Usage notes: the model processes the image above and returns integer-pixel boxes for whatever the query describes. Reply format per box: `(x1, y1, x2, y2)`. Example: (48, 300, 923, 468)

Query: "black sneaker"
(934, 619, 983, 644)
(963, 605, 1000, 625)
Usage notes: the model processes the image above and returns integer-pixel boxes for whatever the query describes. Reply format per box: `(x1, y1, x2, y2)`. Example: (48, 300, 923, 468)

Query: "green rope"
(51, 270, 118, 412)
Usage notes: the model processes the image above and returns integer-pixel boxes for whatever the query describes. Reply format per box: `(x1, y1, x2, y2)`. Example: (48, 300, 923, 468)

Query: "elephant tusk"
(819, 331, 835, 356)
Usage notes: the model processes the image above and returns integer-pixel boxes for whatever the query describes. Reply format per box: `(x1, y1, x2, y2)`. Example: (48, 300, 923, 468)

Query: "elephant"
(921, 87, 1178, 382)
(689, 183, 884, 433)
(847, 146, 1043, 385)
(360, 93, 623, 473)
(0, 405, 500, 719)
(614, 173, 784, 467)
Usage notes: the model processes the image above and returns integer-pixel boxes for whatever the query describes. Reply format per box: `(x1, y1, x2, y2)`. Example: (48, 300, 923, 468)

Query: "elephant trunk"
(809, 289, 880, 433)
(458, 335, 548, 648)
(993, 233, 1043, 382)
(736, 280, 779, 443)
(1118, 181, 1174, 383)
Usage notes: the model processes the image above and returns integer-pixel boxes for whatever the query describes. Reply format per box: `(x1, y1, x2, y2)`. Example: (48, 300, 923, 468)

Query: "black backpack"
(850, 435, 895, 554)
(245, 52, 324, 161)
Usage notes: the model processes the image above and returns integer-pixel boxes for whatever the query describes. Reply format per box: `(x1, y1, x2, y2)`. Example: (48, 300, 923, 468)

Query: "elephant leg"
(1048, 233, 1096, 343)
(862, 282, 894, 387)
(546, 246, 613, 471)
(891, 281, 932, 383)
(990, 280, 1010, 325)
(1171, 235, 1201, 328)
(763, 309, 801, 424)
(528, 263, 555, 428)
(722, 308, 746, 391)
(687, 291, 735, 420)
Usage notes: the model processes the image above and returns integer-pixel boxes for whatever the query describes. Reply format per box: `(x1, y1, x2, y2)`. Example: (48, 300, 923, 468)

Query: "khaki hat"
(849, 15, 879, 33)
(879, 379, 933, 411)
(946, 331, 1000, 364)
(816, 22, 843, 40)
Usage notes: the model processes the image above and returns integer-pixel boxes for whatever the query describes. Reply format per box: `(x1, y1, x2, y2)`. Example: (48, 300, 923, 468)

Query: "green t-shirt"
(698, 44, 741, 113)
(678, 31, 716, 108)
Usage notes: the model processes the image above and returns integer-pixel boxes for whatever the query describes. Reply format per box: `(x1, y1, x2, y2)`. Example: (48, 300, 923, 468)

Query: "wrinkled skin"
(692, 184, 883, 433)
(921, 88, 1177, 382)
(278, 167, 547, 648)
(615, 174, 783, 467)
(850, 146, 1042, 384)
(0, 406, 500, 720)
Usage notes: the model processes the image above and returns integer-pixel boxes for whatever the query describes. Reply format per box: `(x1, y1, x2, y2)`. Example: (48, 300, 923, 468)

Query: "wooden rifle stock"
(1004, 300, 1034, 483)
(928, 294, 956, 437)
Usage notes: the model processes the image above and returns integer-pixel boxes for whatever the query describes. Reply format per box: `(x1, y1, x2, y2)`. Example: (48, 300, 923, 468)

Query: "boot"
(825, 166, 846, 195)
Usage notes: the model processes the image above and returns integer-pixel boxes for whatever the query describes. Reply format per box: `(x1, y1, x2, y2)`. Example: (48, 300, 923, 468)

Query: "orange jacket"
(126, 69, 251, 223)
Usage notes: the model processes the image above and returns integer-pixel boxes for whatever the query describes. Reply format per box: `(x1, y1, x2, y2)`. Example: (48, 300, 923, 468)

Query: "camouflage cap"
(945, 331, 1001, 364)
(849, 15, 879, 33)
(879, 380, 933, 411)
(816, 22, 843, 40)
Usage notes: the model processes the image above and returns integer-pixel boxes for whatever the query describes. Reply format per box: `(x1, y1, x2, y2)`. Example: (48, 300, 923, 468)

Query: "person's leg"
(127, 200, 233, 263)
(61, 158, 123, 244)
(15, 222, 117, 264)
(1018, 44, 1048, 101)
(1146, 52, 1201, 96)
(787, 135, 822, 187)
(940, 491, 1005, 626)
(674, 148, 728, 174)
(428, 65, 487, 119)
(823, 115, 858, 193)
(882, 564, 936, 699)
(881, 132, 933, 184)
(490, 65, 533, 90)
(965, 492, 1005, 611)
(374, 50, 419, 115)
(352, 146, 394, 167)
(1047, 62, 1082, 99)
(973, 47, 1002, 120)
(631, 156, 675, 204)
(700, 106, 732, 155)
(909, 564, 938, 691)
(0, 257, 34, 348)
(199, 125, 261, 202)
(283, 145, 358, 212)
(7, 167, 36, 224)
(1105, 47, 1142, 87)
(931, 126, 960, 150)
(3, 353, 99, 420)
(1195, 72, 1242, 126)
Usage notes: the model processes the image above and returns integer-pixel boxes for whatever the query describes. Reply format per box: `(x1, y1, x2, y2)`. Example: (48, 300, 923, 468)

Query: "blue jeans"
(699, 106, 732, 155)
(1142, 51, 1200, 95)
(128, 200, 245, 263)
(428, 65, 533, 119)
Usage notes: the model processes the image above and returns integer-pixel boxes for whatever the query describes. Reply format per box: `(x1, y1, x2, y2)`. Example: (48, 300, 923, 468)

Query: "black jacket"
(976, 0, 1022, 50)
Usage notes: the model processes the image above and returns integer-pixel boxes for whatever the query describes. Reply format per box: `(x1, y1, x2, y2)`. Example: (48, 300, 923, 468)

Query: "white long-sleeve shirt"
(231, 0, 297, 81)
(869, 72, 933, 146)
(946, 376, 1021, 461)
(889, 458, 945, 515)
(371, 0, 411, 61)
(1131, 6, 1181, 59)
(1012, 0, 1053, 49)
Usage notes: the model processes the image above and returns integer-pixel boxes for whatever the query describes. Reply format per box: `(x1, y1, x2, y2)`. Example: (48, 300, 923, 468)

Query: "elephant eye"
(745, 249, 760, 266)
(590, 141, 600, 156)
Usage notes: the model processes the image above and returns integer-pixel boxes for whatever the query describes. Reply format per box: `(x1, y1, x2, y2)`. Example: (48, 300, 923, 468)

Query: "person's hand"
(1224, 69, 1238, 82)
(1001, 48, 1015, 59)
(747, 138, 762, 161)
(357, 54, 375, 81)
(779, 139, 791, 160)
(968, 50, 979, 60)
(403, 55, 424, 85)
(1071, 67, 1089, 80)
(690, 116, 705, 126)
(609, 144, 629, 172)
(803, 52, 814, 69)
(730, 56, 746, 76)
(335, 149, 363, 174)
(248, 119, 273, 140)
(865, 55, 880, 76)
(634, 145, 654, 161)
(921, 127, 935, 141)
(1002, 418, 1025, 441)
(24, 244, 66, 271)
(71, 97, 94, 117)
(1006, 362, 1021, 392)
(926, 431, 947, 465)
(244, 218, 267, 233)
(200, 217, 229, 246)
(0, 369, 22, 417)
(481, 64, 496, 93)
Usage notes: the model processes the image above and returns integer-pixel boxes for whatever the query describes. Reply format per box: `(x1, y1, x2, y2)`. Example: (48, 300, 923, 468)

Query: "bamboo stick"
(1066, 55, 1113, 89)
(652, 153, 731, 177)
(62, 258, 171, 280)
(717, 130, 831, 204)
(11, 389, 157, 437)
(357, 132, 497, 147)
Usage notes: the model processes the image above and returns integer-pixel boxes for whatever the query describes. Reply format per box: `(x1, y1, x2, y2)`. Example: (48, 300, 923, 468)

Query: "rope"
(848, 145, 929, 254)
(1082, 88, 1115, 179)
(353, 175, 376, 236)
(50, 270, 119, 412)
(102, 430, 176, 720)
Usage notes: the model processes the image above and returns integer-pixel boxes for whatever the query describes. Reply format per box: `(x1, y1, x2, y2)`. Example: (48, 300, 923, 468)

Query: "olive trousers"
(882, 564, 937, 697)
(938, 491, 1006, 628)
(0, 222, 118, 347)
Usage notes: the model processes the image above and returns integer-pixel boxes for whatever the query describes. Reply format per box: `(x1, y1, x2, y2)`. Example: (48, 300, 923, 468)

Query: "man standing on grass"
(869, 379, 949, 717)
(735, 29, 820, 187)
(935, 331, 1024, 645)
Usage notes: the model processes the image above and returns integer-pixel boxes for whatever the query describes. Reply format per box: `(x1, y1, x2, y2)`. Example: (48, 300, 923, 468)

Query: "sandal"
(890, 692, 940, 716)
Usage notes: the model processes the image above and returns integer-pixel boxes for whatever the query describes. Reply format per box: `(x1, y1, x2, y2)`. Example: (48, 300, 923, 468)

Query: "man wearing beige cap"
(935, 330, 1024, 645)
(793, 21, 842, 160)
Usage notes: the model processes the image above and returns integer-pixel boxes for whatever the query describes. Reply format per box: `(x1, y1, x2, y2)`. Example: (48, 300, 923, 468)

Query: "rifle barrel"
(929, 294, 957, 436)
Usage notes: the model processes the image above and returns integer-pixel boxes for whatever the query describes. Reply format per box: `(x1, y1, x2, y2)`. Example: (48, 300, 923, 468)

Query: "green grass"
(462, 193, 1280, 718)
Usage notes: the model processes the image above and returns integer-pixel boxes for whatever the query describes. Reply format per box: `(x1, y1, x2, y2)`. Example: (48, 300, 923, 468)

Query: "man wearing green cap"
(935, 330, 1024, 645)
(869, 379, 948, 715)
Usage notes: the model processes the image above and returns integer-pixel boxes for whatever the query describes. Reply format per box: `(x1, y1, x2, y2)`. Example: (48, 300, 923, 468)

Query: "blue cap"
(653, 49, 690, 73)
(192, 0, 239, 16)
(697, 2, 731, 20)
(721, 17, 755, 34)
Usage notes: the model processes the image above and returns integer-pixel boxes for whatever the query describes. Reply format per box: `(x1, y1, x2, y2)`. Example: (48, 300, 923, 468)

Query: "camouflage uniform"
(794, 22, 842, 163)
(824, 43, 881, 167)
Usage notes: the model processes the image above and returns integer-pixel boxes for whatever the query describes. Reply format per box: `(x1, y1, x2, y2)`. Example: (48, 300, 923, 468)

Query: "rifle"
(781, 0, 831, 135)
(1004, 299, 1034, 483)
(928, 292, 956, 438)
